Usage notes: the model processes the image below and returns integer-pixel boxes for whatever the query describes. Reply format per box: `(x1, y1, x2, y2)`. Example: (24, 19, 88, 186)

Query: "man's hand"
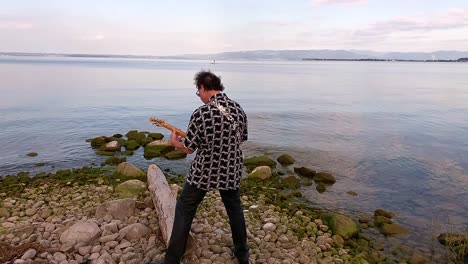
(170, 129, 193, 154)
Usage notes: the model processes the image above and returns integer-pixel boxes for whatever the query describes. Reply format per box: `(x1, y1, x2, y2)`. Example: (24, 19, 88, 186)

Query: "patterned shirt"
(184, 93, 248, 191)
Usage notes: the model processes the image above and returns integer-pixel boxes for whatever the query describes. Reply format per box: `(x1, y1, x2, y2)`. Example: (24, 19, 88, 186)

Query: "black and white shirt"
(184, 93, 248, 191)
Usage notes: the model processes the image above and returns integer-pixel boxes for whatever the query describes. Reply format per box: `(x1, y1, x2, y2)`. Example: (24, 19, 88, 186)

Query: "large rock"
(116, 162, 146, 181)
(102, 141, 121, 152)
(248, 166, 272, 180)
(144, 140, 175, 159)
(381, 223, 410, 236)
(119, 223, 151, 241)
(126, 130, 146, 141)
(90, 137, 107, 147)
(60, 221, 101, 245)
(294, 167, 316, 178)
(314, 172, 336, 184)
(148, 133, 164, 140)
(95, 199, 136, 220)
(277, 154, 295, 166)
(125, 140, 140, 151)
(244, 156, 277, 171)
(115, 180, 147, 198)
(324, 213, 359, 239)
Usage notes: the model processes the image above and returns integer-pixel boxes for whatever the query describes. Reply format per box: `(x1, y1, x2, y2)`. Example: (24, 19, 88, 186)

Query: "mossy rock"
(294, 167, 316, 178)
(316, 183, 326, 193)
(249, 166, 272, 180)
(244, 156, 277, 171)
(165, 150, 187, 160)
(3, 175, 19, 185)
(35, 162, 45, 167)
(374, 215, 392, 226)
(126, 130, 146, 141)
(125, 140, 140, 151)
(113, 133, 123, 138)
(302, 178, 313, 186)
(26, 152, 38, 157)
(277, 154, 296, 166)
(144, 144, 175, 159)
(149, 133, 164, 140)
(116, 162, 146, 181)
(140, 137, 154, 146)
(314, 172, 336, 184)
(282, 175, 300, 189)
(121, 150, 134, 156)
(322, 213, 359, 239)
(381, 223, 410, 236)
(114, 180, 147, 198)
(105, 157, 126, 165)
(278, 190, 302, 201)
(96, 151, 116, 156)
(374, 208, 395, 218)
(90, 137, 107, 147)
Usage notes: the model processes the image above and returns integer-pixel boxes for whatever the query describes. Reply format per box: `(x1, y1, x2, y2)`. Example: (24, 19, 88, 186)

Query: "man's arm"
(170, 130, 194, 154)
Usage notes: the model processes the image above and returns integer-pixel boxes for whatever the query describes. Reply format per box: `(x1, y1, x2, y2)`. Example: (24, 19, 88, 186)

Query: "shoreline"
(1, 163, 464, 263)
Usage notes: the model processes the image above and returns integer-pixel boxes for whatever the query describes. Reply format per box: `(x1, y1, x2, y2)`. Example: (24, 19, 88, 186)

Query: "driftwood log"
(147, 164, 194, 255)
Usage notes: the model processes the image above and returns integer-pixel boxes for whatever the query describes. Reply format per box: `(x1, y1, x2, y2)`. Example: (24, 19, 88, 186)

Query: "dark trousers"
(165, 182, 249, 264)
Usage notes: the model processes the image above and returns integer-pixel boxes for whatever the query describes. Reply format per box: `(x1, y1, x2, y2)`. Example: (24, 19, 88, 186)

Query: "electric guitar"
(148, 117, 187, 138)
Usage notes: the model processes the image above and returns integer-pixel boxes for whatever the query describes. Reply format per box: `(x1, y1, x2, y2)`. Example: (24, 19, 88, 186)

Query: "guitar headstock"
(148, 117, 166, 127)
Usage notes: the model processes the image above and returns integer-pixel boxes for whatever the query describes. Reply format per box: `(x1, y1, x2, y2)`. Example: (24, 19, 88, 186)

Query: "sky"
(1, 0, 468, 55)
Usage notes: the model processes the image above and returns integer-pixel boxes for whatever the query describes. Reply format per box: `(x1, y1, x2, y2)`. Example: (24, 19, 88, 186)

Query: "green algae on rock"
(314, 172, 336, 184)
(243, 156, 277, 171)
(165, 150, 187, 160)
(281, 175, 300, 189)
(276, 154, 296, 166)
(294, 166, 316, 178)
(114, 180, 147, 198)
(26, 152, 38, 157)
(322, 213, 359, 239)
(248, 166, 272, 180)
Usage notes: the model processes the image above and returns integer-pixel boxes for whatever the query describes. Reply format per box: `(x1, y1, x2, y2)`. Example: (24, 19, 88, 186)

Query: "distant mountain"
(2, 50, 468, 61)
(161, 49, 468, 61)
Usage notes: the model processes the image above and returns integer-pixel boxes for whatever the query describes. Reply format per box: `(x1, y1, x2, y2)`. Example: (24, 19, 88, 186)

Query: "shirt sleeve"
(184, 110, 202, 151)
(242, 112, 248, 142)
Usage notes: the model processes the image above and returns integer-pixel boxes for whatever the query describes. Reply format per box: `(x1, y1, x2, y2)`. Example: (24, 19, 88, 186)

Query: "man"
(149, 71, 249, 264)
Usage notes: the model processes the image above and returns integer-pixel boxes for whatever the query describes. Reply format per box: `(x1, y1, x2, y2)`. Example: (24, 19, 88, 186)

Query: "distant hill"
(2, 50, 468, 61)
(162, 49, 468, 61)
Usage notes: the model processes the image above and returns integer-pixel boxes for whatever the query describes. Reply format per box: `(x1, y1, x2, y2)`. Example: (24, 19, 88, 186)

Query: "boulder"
(281, 175, 300, 189)
(244, 156, 277, 171)
(144, 141, 175, 159)
(126, 130, 146, 141)
(314, 172, 336, 184)
(277, 154, 295, 166)
(95, 199, 136, 220)
(323, 213, 359, 239)
(115, 180, 147, 198)
(148, 133, 164, 140)
(119, 223, 151, 241)
(90, 137, 107, 147)
(112, 133, 123, 138)
(60, 221, 101, 245)
(103, 141, 121, 152)
(248, 166, 272, 180)
(116, 162, 146, 181)
(140, 137, 153, 146)
(165, 150, 187, 160)
(294, 167, 316, 178)
(125, 140, 140, 151)
(381, 223, 410, 236)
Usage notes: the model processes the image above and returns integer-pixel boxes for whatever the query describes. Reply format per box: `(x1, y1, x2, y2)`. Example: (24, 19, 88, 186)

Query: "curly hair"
(194, 71, 225, 91)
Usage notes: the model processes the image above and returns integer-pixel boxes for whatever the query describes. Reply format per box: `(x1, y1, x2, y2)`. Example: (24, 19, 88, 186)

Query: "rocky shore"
(0, 164, 412, 264)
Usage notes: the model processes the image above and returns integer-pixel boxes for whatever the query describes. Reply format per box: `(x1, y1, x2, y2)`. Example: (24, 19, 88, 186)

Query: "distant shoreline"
(1, 51, 468, 63)
(302, 58, 468, 63)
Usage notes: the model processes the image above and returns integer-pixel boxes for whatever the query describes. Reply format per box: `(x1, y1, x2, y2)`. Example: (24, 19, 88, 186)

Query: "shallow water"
(1, 56, 467, 260)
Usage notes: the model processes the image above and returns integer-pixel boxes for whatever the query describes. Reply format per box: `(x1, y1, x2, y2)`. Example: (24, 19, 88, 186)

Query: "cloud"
(0, 20, 33, 30)
(354, 9, 468, 37)
(312, 0, 367, 6)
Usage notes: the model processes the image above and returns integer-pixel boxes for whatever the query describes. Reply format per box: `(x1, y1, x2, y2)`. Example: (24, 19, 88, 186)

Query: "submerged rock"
(294, 167, 316, 178)
(277, 154, 296, 166)
(90, 136, 107, 147)
(374, 208, 395, 218)
(314, 172, 336, 184)
(26, 152, 38, 157)
(381, 223, 410, 236)
(316, 182, 326, 193)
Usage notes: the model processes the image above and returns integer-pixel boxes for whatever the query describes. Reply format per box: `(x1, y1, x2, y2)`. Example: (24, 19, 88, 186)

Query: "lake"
(1, 56, 467, 260)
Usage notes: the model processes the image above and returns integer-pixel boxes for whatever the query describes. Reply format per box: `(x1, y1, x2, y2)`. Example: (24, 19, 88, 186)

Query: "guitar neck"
(160, 123, 187, 138)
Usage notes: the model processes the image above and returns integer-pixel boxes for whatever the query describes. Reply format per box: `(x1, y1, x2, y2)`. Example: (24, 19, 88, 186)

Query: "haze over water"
(1, 56, 467, 257)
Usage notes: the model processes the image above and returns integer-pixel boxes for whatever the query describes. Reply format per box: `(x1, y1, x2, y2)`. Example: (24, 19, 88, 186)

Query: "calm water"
(1, 56, 467, 259)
